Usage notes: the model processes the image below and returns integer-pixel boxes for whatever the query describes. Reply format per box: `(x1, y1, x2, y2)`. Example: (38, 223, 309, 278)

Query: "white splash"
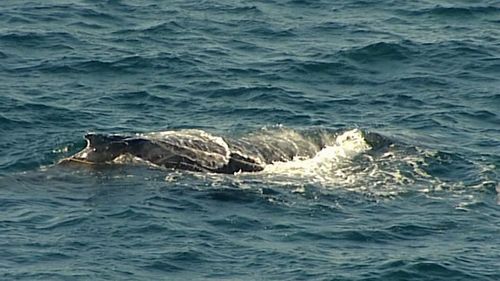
(250, 129, 441, 198)
(261, 129, 371, 183)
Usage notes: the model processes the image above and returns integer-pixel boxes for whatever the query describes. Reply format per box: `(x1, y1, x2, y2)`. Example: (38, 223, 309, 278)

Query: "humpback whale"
(62, 128, 386, 174)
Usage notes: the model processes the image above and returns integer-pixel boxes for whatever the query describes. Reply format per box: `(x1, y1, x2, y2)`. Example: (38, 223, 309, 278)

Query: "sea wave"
(410, 5, 500, 17)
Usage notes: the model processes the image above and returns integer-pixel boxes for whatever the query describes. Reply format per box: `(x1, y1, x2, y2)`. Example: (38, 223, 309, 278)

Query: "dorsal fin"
(84, 133, 128, 148)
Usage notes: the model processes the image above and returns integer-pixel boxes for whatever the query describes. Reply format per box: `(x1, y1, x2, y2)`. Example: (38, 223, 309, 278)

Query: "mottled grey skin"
(65, 133, 264, 173)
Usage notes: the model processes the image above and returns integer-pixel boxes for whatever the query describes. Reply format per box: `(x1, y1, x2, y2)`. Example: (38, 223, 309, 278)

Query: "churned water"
(1, 0, 500, 280)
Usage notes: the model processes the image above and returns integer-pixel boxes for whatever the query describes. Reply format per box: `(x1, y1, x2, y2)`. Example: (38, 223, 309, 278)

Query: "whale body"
(62, 129, 331, 173)
(61, 128, 388, 174)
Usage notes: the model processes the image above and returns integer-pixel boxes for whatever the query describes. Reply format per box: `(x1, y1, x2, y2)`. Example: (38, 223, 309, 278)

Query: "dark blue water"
(1, 1, 500, 280)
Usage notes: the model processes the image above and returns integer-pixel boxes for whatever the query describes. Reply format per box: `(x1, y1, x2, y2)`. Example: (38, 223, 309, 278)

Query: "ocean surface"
(1, 0, 500, 280)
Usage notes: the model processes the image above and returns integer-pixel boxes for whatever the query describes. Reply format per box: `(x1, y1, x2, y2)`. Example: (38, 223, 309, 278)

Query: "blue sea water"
(1, 0, 500, 280)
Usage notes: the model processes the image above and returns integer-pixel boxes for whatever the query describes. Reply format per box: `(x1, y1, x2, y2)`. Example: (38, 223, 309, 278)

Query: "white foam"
(246, 129, 448, 198)
(261, 129, 371, 182)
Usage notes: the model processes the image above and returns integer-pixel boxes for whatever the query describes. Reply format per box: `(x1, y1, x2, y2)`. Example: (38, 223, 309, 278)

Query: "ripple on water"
(1, 0, 500, 280)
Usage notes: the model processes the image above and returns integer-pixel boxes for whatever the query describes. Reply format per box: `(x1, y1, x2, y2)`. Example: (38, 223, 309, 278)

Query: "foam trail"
(256, 129, 428, 197)
(262, 129, 371, 181)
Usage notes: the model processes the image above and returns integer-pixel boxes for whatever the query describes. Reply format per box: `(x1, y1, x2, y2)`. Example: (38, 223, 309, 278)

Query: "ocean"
(1, 0, 499, 280)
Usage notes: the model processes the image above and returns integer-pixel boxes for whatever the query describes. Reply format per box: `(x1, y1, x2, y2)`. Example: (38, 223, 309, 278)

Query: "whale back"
(135, 130, 232, 172)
